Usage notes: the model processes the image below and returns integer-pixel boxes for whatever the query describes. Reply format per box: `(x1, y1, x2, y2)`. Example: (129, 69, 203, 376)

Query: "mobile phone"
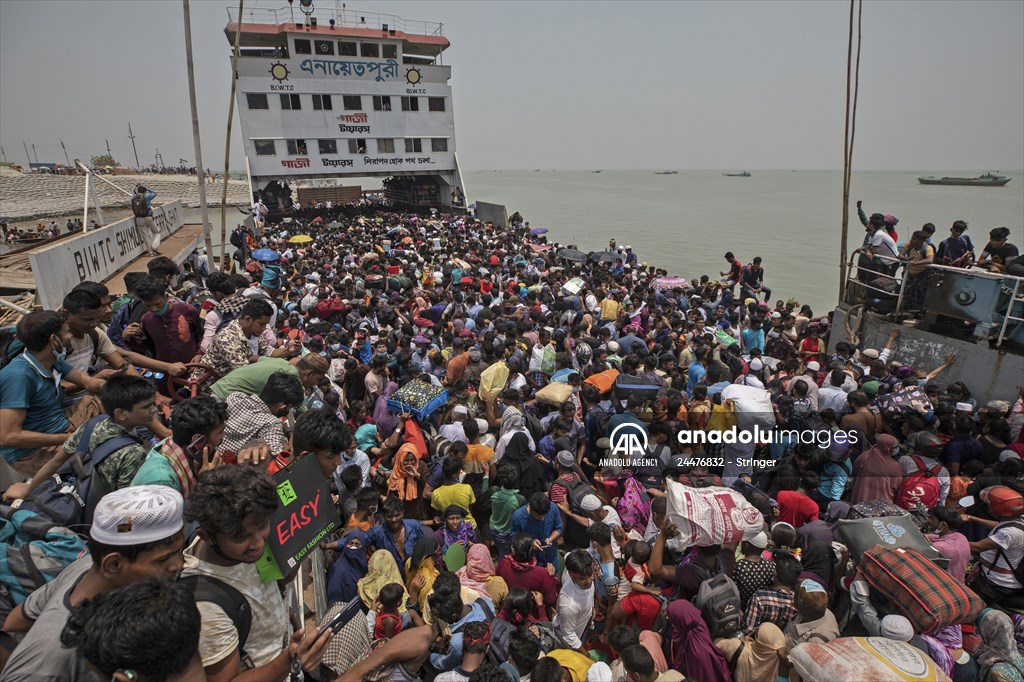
(317, 596, 361, 637)
(186, 435, 208, 458)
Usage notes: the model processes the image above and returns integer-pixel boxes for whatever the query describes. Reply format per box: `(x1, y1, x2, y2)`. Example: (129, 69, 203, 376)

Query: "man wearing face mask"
(127, 275, 202, 377)
(0, 311, 106, 481)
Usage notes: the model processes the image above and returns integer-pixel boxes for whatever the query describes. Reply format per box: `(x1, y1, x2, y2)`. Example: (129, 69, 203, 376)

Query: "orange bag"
(583, 369, 619, 396)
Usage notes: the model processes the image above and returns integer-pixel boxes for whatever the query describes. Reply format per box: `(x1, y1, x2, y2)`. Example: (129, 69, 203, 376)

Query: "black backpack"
(131, 193, 150, 218)
(230, 228, 245, 249)
(179, 574, 254, 668)
(562, 475, 599, 514)
(19, 415, 138, 529)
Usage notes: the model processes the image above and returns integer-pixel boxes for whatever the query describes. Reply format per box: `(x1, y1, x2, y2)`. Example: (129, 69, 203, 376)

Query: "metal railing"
(843, 254, 1024, 346)
(227, 5, 444, 37)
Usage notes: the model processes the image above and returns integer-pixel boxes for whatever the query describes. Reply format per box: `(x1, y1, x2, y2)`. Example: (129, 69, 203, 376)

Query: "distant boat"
(723, 171, 751, 177)
(654, 171, 678, 175)
(917, 172, 1010, 187)
(592, 170, 602, 173)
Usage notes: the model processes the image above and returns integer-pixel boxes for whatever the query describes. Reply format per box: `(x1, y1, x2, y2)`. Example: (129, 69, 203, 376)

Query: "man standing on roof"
(132, 184, 160, 256)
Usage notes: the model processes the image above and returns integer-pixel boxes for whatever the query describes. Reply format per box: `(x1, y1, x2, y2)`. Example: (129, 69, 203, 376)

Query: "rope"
(839, 0, 863, 303)
(845, 304, 865, 346)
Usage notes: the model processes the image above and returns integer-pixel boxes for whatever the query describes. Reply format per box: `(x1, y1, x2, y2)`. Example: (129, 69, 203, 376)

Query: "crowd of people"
(0, 200, 1022, 682)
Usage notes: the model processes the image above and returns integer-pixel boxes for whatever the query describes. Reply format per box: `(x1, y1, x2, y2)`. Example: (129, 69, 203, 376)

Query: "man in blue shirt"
(686, 348, 709, 399)
(0, 311, 105, 478)
(510, 493, 563, 566)
(131, 185, 159, 256)
(740, 318, 766, 354)
(365, 496, 424, 579)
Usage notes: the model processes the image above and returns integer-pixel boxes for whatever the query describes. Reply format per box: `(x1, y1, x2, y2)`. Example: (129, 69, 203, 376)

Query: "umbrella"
(326, 221, 341, 229)
(528, 227, 549, 235)
(289, 234, 314, 244)
(591, 251, 620, 264)
(557, 248, 587, 263)
(652, 276, 689, 291)
(310, 216, 323, 224)
(282, 217, 294, 224)
(528, 243, 552, 253)
(252, 249, 279, 262)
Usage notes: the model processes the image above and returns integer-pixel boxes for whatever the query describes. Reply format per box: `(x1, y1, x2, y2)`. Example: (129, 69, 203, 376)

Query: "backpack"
(528, 620, 571, 654)
(19, 416, 139, 529)
(131, 193, 150, 218)
(895, 456, 942, 511)
(0, 326, 21, 370)
(0, 505, 86, 622)
(179, 574, 254, 669)
(562, 475, 599, 514)
(229, 228, 245, 249)
(694, 572, 743, 639)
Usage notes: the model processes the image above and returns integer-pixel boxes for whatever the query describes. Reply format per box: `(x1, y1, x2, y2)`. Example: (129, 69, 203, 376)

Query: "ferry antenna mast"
(183, 0, 216, 262)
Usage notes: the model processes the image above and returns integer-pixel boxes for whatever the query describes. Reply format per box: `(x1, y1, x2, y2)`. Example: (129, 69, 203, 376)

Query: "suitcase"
(583, 369, 619, 396)
(613, 374, 661, 401)
(837, 516, 948, 568)
(860, 548, 983, 634)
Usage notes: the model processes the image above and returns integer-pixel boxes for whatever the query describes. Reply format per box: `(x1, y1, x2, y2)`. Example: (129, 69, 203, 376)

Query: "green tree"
(89, 154, 120, 167)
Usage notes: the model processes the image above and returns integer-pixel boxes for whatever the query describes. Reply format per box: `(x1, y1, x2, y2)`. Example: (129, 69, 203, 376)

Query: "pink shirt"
(926, 532, 971, 584)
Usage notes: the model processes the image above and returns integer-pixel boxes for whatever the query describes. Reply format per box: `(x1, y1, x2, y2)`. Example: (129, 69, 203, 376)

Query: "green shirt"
(210, 357, 297, 400)
(62, 417, 147, 493)
(130, 448, 181, 492)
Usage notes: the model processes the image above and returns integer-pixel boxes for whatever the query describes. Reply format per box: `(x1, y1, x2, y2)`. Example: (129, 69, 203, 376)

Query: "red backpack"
(896, 456, 942, 510)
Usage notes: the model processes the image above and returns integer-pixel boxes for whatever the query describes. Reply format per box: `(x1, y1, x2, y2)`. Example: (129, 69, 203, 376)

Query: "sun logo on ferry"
(269, 62, 290, 82)
(405, 67, 422, 85)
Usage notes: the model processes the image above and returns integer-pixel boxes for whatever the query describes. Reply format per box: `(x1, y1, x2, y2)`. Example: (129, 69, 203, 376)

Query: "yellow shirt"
(431, 483, 477, 527)
(548, 649, 595, 682)
(464, 444, 495, 476)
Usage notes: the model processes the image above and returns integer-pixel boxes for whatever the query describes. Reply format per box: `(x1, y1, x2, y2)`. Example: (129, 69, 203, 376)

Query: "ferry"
(225, 3, 467, 211)
(723, 171, 751, 177)
(917, 172, 1011, 187)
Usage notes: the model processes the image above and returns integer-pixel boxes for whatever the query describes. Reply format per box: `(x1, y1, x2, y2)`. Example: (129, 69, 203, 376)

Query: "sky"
(1, 0, 1022, 172)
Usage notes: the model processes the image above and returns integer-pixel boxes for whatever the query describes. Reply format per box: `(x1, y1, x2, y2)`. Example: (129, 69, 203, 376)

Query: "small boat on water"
(723, 171, 751, 177)
(591, 170, 602, 173)
(917, 172, 1010, 187)
(654, 171, 677, 175)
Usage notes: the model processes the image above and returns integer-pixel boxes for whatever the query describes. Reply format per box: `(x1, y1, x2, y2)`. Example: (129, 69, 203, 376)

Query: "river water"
(464, 169, 1023, 314)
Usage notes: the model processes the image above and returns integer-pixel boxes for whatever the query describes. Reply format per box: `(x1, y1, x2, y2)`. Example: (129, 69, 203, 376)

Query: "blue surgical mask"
(51, 337, 68, 364)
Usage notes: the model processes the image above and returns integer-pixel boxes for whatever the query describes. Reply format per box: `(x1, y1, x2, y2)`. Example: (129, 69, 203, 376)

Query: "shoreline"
(0, 168, 250, 224)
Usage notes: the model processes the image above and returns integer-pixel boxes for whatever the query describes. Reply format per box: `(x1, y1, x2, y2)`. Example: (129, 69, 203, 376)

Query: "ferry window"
(246, 93, 269, 110)
(431, 138, 448, 152)
(318, 139, 337, 155)
(294, 39, 312, 55)
(382, 44, 398, 59)
(253, 140, 276, 156)
(342, 95, 362, 110)
(401, 96, 419, 112)
(348, 139, 367, 154)
(376, 138, 395, 154)
(428, 97, 446, 112)
(339, 41, 357, 56)
(314, 40, 334, 56)
(286, 139, 308, 155)
(280, 94, 301, 110)
(405, 138, 422, 153)
(372, 96, 392, 112)
(361, 43, 379, 58)
(312, 94, 333, 111)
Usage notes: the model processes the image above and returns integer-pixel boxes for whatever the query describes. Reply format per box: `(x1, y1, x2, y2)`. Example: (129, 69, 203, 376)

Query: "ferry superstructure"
(225, 3, 466, 209)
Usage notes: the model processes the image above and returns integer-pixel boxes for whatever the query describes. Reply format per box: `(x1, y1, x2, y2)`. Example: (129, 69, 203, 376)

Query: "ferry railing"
(227, 6, 444, 37)
(843, 255, 1024, 345)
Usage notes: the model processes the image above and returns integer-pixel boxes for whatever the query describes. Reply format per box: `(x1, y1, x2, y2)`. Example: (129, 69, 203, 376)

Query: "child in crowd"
(374, 583, 406, 639)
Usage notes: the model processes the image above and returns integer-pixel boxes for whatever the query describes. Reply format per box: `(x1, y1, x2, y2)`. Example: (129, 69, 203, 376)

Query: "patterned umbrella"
(652, 276, 689, 291)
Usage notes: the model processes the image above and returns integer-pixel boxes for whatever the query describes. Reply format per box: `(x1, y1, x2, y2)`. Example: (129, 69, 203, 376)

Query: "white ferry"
(226, 2, 467, 211)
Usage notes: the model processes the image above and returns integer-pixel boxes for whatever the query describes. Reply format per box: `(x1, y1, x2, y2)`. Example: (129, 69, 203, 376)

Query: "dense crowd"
(0, 202, 1022, 682)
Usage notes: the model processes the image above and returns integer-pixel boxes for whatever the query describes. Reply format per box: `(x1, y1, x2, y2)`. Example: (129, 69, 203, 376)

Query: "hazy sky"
(1, 0, 1021, 171)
